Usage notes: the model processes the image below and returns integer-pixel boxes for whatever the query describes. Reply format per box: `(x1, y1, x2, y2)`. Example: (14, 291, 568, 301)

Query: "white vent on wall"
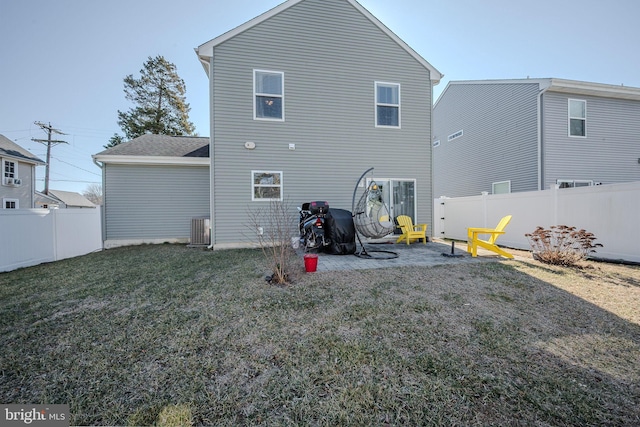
(190, 217, 210, 246)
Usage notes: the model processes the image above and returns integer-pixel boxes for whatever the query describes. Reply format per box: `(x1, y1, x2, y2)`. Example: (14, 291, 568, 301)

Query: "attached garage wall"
(103, 164, 209, 247)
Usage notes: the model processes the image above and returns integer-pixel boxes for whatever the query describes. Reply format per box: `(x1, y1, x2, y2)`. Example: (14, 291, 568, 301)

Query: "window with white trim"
(448, 130, 463, 141)
(569, 99, 586, 137)
(557, 179, 593, 188)
(375, 82, 400, 127)
(2, 159, 17, 185)
(254, 70, 284, 121)
(492, 180, 511, 194)
(3, 198, 19, 209)
(252, 171, 282, 201)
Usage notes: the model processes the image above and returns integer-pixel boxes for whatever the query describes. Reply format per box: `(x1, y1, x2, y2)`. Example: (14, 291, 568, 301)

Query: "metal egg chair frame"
(351, 168, 398, 259)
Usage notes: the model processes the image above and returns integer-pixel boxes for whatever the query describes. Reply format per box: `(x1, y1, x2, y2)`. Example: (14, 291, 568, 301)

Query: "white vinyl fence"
(434, 181, 640, 264)
(0, 208, 102, 273)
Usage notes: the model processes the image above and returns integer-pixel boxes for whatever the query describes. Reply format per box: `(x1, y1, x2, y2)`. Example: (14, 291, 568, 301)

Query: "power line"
(36, 178, 101, 184)
(50, 155, 101, 176)
(32, 121, 68, 195)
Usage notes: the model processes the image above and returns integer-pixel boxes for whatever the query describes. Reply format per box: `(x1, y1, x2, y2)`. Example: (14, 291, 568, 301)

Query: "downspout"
(536, 86, 549, 191)
(207, 53, 216, 250)
(92, 157, 106, 247)
(429, 80, 435, 236)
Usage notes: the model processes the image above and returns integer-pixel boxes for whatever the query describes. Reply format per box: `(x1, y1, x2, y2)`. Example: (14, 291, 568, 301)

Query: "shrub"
(525, 225, 603, 266)
(247, 199, 297, 285)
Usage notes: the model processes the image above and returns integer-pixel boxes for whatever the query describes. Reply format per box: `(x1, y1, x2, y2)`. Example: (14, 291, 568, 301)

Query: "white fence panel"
(0, 209, 55, 272)
(435, 181, 640, 263)
(53, 209, 103, 261)
(0, 209, 102, 273)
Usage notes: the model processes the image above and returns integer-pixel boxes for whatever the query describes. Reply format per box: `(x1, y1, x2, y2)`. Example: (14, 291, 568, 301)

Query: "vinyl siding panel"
(210, 0, 433, 245)
(542, 92, 640, 188)
(104, 164, 209, 240)
(0, 160, 36, 208)
(433, 83, 540, 197)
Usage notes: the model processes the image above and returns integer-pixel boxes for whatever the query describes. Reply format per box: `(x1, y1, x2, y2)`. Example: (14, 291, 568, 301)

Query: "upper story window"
(252, 171, 283, 201)
(448, 130, 463, 141)
(569, 99, 586, 137)
(2, 159, 17, 186)
(375, 82, 400, 128)
(254, 70, 284, 121)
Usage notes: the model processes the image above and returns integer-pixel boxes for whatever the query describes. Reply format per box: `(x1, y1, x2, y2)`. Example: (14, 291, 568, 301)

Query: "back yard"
(1, 244, 639, 426)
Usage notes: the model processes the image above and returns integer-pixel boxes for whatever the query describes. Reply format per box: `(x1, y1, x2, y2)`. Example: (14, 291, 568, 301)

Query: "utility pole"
(32, 121, 68, 195)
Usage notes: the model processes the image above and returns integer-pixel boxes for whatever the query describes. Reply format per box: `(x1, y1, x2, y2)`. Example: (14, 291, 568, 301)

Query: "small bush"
(525, 225, 603, 266)
(247, 199, 297, 285)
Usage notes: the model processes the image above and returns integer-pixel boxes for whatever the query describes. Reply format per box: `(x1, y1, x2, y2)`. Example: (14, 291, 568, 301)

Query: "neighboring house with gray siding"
(433, 78, 640, 198)
(195, 0, 442, 249)
(93, 135, 210, 248)
(0, 134, 45, 209)
(35, 190, 96, 209)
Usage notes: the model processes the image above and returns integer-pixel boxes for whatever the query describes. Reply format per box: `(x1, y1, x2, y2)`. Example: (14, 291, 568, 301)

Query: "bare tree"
(246, 199, 299, 285)
(83, 184, 103, 206)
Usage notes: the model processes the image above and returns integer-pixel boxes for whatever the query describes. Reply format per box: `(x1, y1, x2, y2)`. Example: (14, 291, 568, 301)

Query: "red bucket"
(304, 253, 318, 273)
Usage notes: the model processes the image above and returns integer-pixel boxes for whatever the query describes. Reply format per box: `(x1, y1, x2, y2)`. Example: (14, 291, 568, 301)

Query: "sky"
(1, 0, 638, 195)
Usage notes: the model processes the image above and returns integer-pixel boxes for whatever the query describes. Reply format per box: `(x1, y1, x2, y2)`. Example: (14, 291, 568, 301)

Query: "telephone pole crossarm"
(32, 121, 68, 194)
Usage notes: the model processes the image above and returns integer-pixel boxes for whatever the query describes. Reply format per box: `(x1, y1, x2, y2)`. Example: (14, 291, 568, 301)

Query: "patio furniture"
(396, 215, 428, 245)
(466, 215, 514, 258)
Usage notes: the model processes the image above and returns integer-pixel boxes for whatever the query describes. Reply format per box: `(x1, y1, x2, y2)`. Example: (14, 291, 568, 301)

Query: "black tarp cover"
(324, 208, 356, 255)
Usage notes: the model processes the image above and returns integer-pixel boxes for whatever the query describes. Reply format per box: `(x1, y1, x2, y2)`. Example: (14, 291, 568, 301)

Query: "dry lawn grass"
(1, 244, 639, 426)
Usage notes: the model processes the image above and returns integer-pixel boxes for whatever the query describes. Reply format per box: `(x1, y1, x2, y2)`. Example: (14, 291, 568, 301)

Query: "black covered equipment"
(324, 208, 356, 255)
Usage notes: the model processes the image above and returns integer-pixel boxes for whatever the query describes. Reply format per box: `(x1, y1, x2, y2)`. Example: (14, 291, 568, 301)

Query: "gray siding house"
(93, 135, 210, 248)
(0, 134, 45, 209)
(35, 190, 96, 209)
(196, 0, 442, 249)
(433, 78, 640, 198)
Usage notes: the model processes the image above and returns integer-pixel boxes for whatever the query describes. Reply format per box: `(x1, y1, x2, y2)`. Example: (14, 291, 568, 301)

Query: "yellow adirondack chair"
(396, 215, 428, 245)
(466, 215, 513, 258)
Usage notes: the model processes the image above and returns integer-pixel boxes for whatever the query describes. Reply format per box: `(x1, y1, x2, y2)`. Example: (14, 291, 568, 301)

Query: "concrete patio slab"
(299, 239, 509, 272)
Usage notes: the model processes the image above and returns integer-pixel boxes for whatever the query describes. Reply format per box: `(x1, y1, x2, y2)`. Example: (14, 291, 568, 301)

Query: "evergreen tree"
(103, 133, 126, 149)
(114, 55, 195, 142)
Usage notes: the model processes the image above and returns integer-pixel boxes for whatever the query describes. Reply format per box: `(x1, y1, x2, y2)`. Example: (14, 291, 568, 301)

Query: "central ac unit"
(190, 217, 210, 246)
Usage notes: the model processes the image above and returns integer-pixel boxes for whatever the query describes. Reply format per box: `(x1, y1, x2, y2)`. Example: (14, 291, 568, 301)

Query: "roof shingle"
(95, 134, 209, 158)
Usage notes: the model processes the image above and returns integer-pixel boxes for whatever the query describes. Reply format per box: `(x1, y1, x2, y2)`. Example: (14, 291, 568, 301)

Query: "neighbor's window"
(252, 171, 282, 201)
(557, 179, 593, 188)
(569, 99, 586, 137)
(375, 82, 400, 127)
(3, 198, 18, 209)
(2, 159, 17, 185)
(492, 180, 511, 194)
(448, 130, 463, 141)
(254, 70, 284, 121)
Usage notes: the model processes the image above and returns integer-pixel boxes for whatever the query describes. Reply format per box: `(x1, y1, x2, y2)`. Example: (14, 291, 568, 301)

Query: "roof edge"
(92, 155, 210, 166)
(195, 0, 443, 82)
(439, 78, 640, 101)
